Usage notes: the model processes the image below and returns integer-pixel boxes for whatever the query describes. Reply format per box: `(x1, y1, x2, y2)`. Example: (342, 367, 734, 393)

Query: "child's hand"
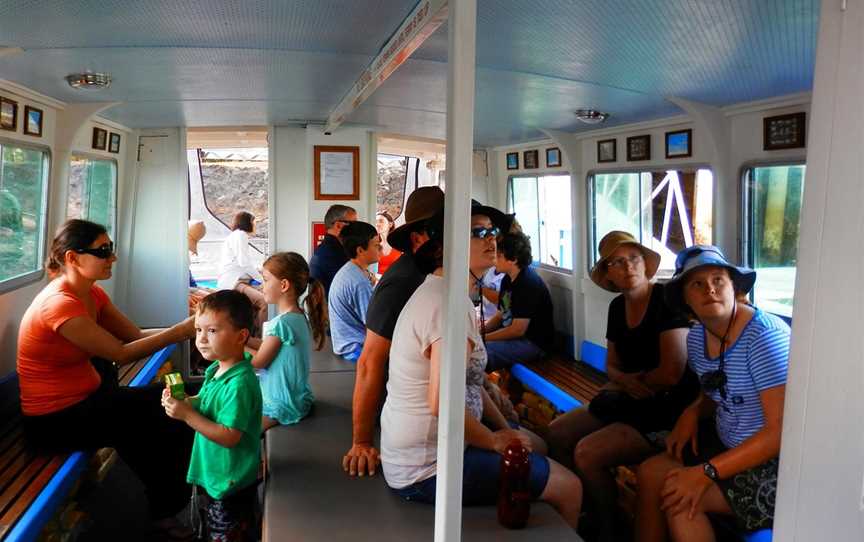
(162, 393, 193, 422)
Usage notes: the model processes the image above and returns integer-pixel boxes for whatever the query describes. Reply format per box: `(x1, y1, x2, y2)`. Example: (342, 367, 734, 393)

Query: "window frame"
(506, 171, 574, 275)
(67, 152, 119, 237)
(0, 137, 52, 294)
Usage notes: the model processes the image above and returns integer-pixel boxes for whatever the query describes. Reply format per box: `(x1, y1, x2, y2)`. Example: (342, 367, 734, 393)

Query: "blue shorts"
(392, 446, 550, 505)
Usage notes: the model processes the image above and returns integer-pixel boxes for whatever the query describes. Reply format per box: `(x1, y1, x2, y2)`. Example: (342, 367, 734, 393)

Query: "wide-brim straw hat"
(388, 187, 445, 252)
(665, 245, 756, 312)
(188, 220, 206, 255)
(589, 231, 661, 292)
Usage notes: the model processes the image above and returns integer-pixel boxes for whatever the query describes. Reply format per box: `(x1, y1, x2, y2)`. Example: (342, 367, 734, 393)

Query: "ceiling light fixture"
(574, 109, 609, 125)
(65, 72, 112, 90)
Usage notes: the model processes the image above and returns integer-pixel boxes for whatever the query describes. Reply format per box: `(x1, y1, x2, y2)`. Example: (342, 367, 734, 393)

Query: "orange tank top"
(377, 248, 402, 276)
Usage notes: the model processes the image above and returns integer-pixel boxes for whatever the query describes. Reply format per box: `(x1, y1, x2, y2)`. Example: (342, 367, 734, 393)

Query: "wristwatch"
(702, 461, 719, 481)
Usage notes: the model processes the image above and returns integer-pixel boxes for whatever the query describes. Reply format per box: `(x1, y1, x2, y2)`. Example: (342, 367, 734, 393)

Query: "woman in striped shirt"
(635, 245, 790, 541)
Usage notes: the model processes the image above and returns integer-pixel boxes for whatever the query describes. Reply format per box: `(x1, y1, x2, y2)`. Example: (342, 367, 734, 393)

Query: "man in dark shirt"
(483, 232, 555, 371)
(309, 204, 357, 293)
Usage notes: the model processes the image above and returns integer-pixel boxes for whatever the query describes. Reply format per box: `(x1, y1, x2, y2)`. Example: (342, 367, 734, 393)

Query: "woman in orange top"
(17, 219, 195, 539)
(375, 211, 401, 275)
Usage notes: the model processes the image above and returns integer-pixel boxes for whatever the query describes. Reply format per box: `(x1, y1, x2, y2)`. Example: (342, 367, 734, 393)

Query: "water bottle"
(497, 440, 531, 529)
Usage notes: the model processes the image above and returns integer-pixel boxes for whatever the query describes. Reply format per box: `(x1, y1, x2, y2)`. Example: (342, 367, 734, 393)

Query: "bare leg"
(518, 426, 549, 456)
(546, 406, 605, 470)
(636, 453, 683, 542)
(261, 416, 279, 433)
(667, 482, 731, 542)
(572, 423, 655, 542)
(539, 457, 583, 530)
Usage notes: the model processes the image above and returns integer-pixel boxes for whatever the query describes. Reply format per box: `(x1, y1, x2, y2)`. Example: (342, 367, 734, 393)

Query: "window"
(377, 154, 409, 220)
(67, 156, 117, 236)
(589, 169, 714, 277)
(0, 142, 50, 290)
(743, 164, 805, 318)
(507, 174, 573, 271)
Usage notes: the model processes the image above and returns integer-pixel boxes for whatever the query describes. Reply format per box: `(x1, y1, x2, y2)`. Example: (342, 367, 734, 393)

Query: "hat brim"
(470, 203, 508, 231)
(665, 262, 756, 312)
(589, 242, 661, 292)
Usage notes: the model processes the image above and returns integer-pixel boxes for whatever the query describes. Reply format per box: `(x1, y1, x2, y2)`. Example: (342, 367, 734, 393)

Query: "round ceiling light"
(574, 109, 609, 125)
(65, 72, 112, 90)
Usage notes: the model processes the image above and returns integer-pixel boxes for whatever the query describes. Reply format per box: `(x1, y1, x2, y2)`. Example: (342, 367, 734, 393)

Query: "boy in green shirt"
(162, 290, 263, 541)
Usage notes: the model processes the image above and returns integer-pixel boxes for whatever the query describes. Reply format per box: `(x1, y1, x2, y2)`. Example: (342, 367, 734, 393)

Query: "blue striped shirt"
(687, 309, 790, 448)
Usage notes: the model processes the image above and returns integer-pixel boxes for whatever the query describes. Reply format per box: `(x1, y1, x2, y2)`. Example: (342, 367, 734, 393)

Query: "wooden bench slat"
(0, 456, 63, 534)
(0, 451, 44, 516)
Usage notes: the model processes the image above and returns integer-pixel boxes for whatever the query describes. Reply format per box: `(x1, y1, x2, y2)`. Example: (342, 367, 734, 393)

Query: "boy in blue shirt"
(162, 290, 263, 541)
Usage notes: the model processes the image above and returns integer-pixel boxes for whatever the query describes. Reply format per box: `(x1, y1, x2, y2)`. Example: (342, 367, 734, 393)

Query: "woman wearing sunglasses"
(17, 219, 197, 539)
(635, 245, 790, 541)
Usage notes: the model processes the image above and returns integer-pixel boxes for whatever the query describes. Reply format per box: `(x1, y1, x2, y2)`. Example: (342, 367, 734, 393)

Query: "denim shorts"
(392, 446, 550, 505)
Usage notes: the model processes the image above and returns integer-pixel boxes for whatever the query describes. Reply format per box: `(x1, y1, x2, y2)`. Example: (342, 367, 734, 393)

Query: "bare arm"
(481, 287, 499, 305)
(484, 317, 529, 342)
(250, 335, 282, 369)
(481, 385, 510, 431)
(162, 392, 243, 448)
(466, 408, 532, 453)
(604, 340, 654, 398)
(641, 327, 690, 391)
(246, 336, 263, 350)
(484, 311, 504, 333)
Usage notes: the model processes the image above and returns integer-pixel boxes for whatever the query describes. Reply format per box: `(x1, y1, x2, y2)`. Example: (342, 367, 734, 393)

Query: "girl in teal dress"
(249, 252, 327, 431)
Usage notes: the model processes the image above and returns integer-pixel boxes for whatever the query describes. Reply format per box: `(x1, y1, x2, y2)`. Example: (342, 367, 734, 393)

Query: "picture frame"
(665, 129, 692, 159)
(313, 145, 360, 200)
(0, 97, 17, 132)
(763, 112, 806, 151)
(92, 127, 108, 150)
(597, 139, 616, 163)
(108, 132, 121, 153)
(626, 135, 651, 161)
(506, 151, 519, 170)
(23, 106, 42, 137)
(523, 149, 539, 169)
(546, 147, 561, 168)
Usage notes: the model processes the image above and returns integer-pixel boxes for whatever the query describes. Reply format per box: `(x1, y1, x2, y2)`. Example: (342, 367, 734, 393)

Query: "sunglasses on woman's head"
(471, 226, 500, 239)
(74, 242, 115, 259)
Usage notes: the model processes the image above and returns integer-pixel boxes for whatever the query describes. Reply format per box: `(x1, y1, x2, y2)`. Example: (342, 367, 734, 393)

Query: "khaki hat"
(188, 220, 206, 255)
(387, 187, 445, 252)
(589, 231, 660, 292)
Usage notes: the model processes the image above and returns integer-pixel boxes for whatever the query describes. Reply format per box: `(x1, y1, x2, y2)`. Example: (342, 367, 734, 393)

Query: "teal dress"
(259, 312, 315, 424)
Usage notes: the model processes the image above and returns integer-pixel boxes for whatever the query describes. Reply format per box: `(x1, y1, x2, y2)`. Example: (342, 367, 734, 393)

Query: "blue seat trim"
(744, 529, 772, 542)
(129, 343, 177, 387)
(4, 451, 89, 542)
(580, 340, 607, 373)
(510, 364, 581, 413)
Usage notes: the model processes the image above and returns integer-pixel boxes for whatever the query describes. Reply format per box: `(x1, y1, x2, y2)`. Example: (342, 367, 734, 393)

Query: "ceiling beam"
(324, 0, 448, 134)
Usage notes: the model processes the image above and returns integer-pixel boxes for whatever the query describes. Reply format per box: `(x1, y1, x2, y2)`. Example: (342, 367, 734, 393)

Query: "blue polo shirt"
(328, 261, 374, 357)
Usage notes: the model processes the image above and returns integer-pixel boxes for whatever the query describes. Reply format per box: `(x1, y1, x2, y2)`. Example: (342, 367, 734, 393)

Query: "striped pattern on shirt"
(687, 309, 790, 449)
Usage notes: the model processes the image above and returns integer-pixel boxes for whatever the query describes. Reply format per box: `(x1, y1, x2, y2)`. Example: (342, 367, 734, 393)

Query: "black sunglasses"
(74, 242, 115, 259)
(471, 226, 500, 240)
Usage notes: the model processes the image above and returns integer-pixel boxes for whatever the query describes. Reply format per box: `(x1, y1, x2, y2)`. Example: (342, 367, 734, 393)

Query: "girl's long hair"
(262, 252, 327, 350)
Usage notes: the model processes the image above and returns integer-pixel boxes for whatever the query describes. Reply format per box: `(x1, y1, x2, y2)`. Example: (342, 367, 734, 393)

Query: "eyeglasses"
(471, 226, 500, 240)
(607, 254, 643, 269)
(74, 242, 114, 259)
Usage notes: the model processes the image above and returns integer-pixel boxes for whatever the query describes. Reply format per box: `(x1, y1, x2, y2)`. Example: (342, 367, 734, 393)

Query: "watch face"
(703, 462, 719, 480)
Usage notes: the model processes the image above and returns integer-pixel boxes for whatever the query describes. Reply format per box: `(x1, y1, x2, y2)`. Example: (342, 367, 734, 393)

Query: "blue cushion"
(744, 529, 772, 542)
(510, 364, 581, 413)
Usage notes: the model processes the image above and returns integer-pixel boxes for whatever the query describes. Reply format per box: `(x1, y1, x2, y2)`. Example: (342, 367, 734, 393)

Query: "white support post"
(435, 0, 476, 541)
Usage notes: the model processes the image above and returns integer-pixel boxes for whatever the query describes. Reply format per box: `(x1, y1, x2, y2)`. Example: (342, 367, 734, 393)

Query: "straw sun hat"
(589, 231, 661, 292)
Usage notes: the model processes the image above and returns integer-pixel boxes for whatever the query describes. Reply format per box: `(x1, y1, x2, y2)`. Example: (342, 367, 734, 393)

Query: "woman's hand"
(614, 371, 654, 399)
(174, 316, 196, 340)
(491, 428, 532, 454)
(161, 388, 193, 422)
(661, 466, 713, 519)
(666, 404, 700, 461)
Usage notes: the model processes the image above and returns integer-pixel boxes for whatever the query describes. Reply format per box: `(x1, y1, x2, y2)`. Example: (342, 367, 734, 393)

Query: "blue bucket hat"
(665, 245, 756, 311)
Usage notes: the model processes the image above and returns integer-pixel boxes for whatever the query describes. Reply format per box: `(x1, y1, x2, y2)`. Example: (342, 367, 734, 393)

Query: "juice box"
(163, 372, 186, 401)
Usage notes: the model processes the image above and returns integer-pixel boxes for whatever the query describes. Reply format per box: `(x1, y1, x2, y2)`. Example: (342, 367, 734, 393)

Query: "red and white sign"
(311, 221, 327, 255)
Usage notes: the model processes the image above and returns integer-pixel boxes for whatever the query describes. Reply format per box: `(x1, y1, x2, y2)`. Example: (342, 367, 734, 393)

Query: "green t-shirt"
(186, 353, 263, 499)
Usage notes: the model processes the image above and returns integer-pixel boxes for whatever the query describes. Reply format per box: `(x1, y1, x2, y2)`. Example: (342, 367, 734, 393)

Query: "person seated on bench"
(17, 219, 196, 539)
(217, 211, 267, 336)
(162, 290, 263, 541)
(310, 204, 357, 294)
(380, 207, 583, 529)
(482, 231, 554, 371)
(329, 221, 380, 362)
(249, 252, 325, 431)
(546, 231, 698, 542)
(636, 245, 790, 541)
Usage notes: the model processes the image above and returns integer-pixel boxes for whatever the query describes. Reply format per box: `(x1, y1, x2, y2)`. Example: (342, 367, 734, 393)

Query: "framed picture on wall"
(546, 147, 561, 167)
(763, 112, 806, 150)
(108, 132, 121, 153)
(506, 152, 519, 170)
(665, 129, 692, 158)
(0, 97, 17, 131)
(92, 127, 108, 150)
(626, 135, 651, 161)
(23, 106, 42, 137)
(313, 145, 360, 200)
(523, 149, 539, 169)
(597, 139, 616, 163)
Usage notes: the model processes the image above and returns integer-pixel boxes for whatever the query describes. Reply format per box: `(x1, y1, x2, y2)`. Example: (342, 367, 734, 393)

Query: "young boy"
(327, 221, 381, 361)
(162, 289, 263, 541)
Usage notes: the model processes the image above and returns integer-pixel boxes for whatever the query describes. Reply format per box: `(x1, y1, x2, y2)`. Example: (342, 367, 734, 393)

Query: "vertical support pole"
(435, 0, 476, 541)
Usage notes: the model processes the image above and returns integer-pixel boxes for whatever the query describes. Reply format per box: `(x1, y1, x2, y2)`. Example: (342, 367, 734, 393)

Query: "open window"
(67, 155, 117, 236)
(507, 174, 573, 271)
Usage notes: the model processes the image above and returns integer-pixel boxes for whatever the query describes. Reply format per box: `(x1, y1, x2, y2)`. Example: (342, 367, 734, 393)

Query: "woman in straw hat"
(547, 231, 698, 541)
(635, 245, 790, 541)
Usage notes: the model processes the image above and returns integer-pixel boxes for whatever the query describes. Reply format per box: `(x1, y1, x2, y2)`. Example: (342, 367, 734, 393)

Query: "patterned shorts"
(197, 484, 258, 542)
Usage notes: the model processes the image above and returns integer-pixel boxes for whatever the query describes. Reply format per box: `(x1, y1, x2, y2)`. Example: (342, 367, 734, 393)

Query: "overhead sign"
(324, 0, 448, 133)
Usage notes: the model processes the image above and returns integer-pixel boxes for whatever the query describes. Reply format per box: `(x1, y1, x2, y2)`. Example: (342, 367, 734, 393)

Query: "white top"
(381, 274, 487, 489)
(216, 229, 263, 290)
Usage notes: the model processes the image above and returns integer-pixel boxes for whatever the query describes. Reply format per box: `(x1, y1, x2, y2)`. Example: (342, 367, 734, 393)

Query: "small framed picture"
(92, 127, 108, 150)
(597, 139, 616, 163)
(626, 135, 651, 161)
(523, 149, 539, 169)
(506, 152, 519, 170)
(108, 132, 121, 153)
(23, 106, 43, 137)
(0, 97, 17, 131)
(665, 129, 692, 159)
(546, 147, 561, 167)
(763, 112, 806, 151)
